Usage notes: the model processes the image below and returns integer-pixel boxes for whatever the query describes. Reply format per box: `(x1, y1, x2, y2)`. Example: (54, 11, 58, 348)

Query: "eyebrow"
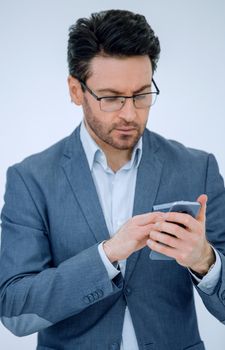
(96, 84, 152, 95)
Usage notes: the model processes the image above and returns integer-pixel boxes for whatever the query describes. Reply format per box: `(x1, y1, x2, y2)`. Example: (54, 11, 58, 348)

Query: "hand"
(103, 212, 166, 263)
(147, 194, 216, 275)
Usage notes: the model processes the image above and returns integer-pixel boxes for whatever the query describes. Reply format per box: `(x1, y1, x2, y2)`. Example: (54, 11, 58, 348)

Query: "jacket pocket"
(183, 340, 205, 350)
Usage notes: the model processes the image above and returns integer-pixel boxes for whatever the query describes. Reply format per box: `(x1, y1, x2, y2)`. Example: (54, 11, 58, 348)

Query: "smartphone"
(149, 201, 201, 260)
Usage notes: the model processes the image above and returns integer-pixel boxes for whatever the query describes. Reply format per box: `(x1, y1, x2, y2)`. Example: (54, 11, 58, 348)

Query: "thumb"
(196, 194, 208, 222)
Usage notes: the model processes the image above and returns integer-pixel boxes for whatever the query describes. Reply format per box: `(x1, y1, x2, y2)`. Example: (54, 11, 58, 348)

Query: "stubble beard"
(83, 98, 146, 151)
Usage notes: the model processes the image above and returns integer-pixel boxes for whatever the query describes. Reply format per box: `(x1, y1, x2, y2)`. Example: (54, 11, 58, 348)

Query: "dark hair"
(67, 9, 160, 82)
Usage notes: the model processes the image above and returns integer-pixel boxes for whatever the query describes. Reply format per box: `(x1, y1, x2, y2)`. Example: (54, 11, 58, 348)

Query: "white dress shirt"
(80, 120, 221, 349)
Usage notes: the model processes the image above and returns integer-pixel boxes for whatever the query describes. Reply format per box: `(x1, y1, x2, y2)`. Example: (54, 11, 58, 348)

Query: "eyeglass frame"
(79, 78, 160, 111)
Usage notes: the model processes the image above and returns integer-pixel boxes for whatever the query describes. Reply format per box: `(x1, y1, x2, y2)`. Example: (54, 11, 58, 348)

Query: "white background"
(0, 0, 225, 349)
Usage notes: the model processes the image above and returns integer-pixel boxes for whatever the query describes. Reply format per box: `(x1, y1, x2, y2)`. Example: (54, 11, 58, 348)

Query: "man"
(0, 9, 225, 350)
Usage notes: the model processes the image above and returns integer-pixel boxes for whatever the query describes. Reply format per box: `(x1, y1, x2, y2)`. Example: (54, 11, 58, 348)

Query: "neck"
(94, 136, 133, 172)
(102, 145, 132, 172)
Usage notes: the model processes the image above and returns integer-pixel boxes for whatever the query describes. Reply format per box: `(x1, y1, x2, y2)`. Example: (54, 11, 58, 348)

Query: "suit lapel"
(61, 126, 109, 243)
(61, 127, 164, 282)
(125, 130, 164, 284)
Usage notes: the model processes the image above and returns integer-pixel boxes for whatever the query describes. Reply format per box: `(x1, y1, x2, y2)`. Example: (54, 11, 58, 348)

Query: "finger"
(149, 230, 180, 249)
(196, 194, 207, 222)
(134, 211, 166, 226)
(147, 238, 177, 259)
(136, 221, 165, 239)
(151, 221, 187, 239)
(164, 212, 197, 231)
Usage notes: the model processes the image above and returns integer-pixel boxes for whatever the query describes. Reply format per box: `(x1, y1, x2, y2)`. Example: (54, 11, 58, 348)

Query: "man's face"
(80, 55, 152, 151)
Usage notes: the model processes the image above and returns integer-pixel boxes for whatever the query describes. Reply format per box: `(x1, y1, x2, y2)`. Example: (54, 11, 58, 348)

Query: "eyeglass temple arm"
(152, 78, 160, 94)
(79, 80, 101, 100)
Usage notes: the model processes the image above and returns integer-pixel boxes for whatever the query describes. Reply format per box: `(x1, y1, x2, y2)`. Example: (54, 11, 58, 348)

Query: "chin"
(112, 139, 139, 150)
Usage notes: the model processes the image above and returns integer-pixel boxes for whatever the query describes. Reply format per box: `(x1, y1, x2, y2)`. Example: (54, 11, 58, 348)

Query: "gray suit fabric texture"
(0, 125, 225, 350)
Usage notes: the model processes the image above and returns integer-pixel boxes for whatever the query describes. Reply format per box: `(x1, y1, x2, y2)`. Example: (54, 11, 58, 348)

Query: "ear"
(68, 75, 84, 105)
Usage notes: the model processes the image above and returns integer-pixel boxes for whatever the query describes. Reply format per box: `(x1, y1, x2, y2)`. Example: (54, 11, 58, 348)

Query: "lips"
(115, 128, 136, 135)
(115, 127, 137, 132)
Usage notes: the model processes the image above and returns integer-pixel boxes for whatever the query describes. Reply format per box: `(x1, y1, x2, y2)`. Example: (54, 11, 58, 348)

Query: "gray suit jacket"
(1, 126, 225, 350)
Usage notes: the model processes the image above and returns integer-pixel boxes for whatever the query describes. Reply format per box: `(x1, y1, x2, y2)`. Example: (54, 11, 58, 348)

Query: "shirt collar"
(80, 120, 101, 170)
(80, 120, 143, 171)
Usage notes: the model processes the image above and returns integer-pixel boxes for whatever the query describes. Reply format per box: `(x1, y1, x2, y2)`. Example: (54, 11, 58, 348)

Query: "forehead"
(87, 55, 152, 92)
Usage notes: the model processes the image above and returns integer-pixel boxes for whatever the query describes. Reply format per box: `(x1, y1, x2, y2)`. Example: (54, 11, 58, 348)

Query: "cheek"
(84, 106, 114, 132)
(134, 110, 149, 127)
(141, 110, 150, 125)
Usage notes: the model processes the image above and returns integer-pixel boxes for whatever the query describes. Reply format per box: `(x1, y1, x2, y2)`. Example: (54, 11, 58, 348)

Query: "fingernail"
(147, 239, 152, 247)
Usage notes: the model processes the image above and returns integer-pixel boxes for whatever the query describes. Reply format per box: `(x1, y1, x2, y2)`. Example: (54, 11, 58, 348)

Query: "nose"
(118, 97, 137, 122)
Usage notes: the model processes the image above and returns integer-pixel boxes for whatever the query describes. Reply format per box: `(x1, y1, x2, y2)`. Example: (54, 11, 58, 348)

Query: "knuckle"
(184, 216, 190, 226)
(155, 222, 161, 230)
(150, 230, 157, 239)
(164, 234, 172, 246)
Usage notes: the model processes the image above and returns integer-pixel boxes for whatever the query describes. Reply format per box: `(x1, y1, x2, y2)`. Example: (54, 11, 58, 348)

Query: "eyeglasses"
(79, 79, 160, 112)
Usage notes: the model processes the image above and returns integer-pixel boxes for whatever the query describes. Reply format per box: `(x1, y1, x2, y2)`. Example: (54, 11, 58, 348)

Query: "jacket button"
(83, 296, 90, 304)
(110, 342, 119, 350)
(88, 293, 95, 303)
(97, 289, 104, 297)
(93, 291, 99, 300)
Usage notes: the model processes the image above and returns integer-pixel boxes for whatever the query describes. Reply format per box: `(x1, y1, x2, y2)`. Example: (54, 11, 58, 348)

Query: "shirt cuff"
(189, 246, 221, 293)
(98, 242, 120, 280)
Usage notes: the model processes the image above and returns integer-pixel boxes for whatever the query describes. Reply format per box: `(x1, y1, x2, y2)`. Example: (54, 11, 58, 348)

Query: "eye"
(134, 93, 148, 100)
(103, 97, 122, 103)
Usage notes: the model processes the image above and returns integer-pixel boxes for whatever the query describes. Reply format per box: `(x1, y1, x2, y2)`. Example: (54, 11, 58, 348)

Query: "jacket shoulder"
(9, 129, 77, 176)
(145, 129, 210, 162)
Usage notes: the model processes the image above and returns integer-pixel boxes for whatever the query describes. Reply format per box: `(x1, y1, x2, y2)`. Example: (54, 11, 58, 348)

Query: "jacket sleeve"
(0, 166, 123, 336)
(193, 153, 225, 324)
